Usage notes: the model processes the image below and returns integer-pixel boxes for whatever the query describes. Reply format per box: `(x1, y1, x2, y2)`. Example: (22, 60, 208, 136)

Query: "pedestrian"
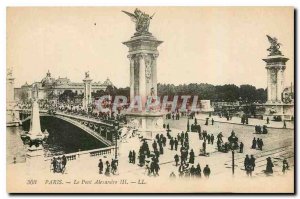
(128, 150, 132, 163)
(202, 141, 206, 155)
(162, 136, 167, 147)
(189, 149, 195, 164)
(266, 157, 274, 174)
(203, 165, 211, 178)
(174, 138, 178, 151)
(52, 157, 57, 173)
(282, 159, 289, 174)
(196, 163, 201, 178)
(205, 118, 209, 125)
(251, 137, 257, 149)
(244, 155, 250, 170)
(266, 117, 270, 124)
(207, 134, 211, 144)
(258, 139, 264, 150)
(174, 154, 179, 166)
(132, 150, 136, 164)
(152, 141, 157, 151)
(170, 137, 174, 150)
(211, 134, 214, 145)
(154, 162, 160, 176)
(217, 132, 223, 143)
(239, 142, 244, 153)
(190, 165, 196, 177)
(217, 139, 221, 151)
(62, 155, 67, 172)
(185, 131, 189, 139)
(105, 161, 110, 176)
(283, 120, 287, 128)
(98, 159, 104, 174)
(159, 144, 164, 155)
(212, 118, 214, 125)
(250, 155, 256, 172)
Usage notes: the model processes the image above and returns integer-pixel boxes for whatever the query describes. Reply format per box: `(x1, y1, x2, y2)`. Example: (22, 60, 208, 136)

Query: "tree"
(239, 84, 257, 102)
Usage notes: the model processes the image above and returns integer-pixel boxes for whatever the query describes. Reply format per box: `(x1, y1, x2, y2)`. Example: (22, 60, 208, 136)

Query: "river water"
(7, 116, 107, 164)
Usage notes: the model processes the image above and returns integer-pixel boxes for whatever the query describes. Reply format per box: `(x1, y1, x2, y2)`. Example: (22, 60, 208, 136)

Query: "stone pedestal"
(126, 112, 164, 138)
(264, 102, 294, 121)
(26, 145, 46, 174)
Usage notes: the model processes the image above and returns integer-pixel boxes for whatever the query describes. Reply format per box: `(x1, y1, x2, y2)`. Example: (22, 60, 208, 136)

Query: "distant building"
(14, 70, 113, 102)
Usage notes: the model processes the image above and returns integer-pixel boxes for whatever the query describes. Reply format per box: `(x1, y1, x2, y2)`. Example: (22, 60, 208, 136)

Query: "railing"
(45, 146, 117, 162)
(20, 109, 114, 127)
(54, 115, 113, 146)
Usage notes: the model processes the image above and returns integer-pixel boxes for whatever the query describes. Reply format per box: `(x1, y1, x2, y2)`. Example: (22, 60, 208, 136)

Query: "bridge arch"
(21, 112, 113, 147)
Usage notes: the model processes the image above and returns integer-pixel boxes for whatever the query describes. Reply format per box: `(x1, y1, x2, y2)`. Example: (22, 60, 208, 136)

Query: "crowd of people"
(51, 155, 67, 174)
(98, 158, 118, 176)
(251, 137, 264, 150)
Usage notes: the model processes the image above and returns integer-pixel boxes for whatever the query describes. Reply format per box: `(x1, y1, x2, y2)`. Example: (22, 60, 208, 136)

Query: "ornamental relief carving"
(144, 54, 153, 82)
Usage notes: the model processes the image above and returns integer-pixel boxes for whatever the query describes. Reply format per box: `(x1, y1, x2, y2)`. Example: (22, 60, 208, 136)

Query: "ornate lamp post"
(113, 121, 119, 160)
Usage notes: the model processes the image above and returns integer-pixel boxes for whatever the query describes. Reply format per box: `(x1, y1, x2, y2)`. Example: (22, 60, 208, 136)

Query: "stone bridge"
(19, 109, 116, 147)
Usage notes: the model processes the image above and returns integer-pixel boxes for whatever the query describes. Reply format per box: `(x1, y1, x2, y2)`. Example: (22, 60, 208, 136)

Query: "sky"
(7, 7, 294, 89)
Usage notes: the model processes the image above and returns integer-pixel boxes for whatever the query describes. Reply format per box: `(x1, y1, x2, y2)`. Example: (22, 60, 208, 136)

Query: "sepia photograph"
(6, 6, 294, 193)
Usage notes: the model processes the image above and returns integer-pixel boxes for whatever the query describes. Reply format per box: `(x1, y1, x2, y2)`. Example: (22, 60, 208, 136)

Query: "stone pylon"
(122, 9, 165, 138)
(26, 100, 46, 174)
(28, 100, 43, 139)
(83, 72, 93, 112)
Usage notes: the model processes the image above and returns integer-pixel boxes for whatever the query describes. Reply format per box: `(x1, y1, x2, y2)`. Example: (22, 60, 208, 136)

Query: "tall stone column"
(267, 69, 272, 102)
(128, 55, 135, 101)
(276, 68, 281, 102)
(151, 54, 158, 97)
(278, 68, 285, 102)
(139, 54, 147, 107)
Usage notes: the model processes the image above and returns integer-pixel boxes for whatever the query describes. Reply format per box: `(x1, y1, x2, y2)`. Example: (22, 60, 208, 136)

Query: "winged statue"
(266, 35, 282, 56)
(122, 9, 155, 33)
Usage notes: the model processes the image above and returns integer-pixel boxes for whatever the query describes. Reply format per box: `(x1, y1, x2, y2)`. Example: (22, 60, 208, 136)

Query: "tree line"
(156, 83, 267, 103)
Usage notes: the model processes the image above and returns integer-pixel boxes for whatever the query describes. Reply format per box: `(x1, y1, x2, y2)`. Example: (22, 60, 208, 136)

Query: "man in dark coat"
(189, 149, 195, 164)
(98, 159, 104, 174)
(174, 138, 178, 151)
(170, 137, 174, 150)
(239, 142, 244, 153)
(250, 155, 256, 171)
(152, 141, 158, 152)
(202, 141, 206, 155)
(203, 165, 211, 178)
(244, 155, 250, 170)
(174, 154, 179, 166)
(251, 137, 257, 149)
(62, 155, 67, 170)
(128, 150, 133, 163)
(207, 134, 211, 144)
(210, 134, 214, 145)
(266, 157, 274, 174)
(132, 150, 136, 164)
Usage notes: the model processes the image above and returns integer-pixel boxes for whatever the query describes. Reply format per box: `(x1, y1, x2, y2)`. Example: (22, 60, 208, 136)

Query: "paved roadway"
(50, 115, 294, 180)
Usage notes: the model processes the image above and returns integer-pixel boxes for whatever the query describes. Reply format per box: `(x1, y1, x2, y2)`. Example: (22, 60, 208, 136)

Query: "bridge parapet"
(45, 146, 117, 162)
